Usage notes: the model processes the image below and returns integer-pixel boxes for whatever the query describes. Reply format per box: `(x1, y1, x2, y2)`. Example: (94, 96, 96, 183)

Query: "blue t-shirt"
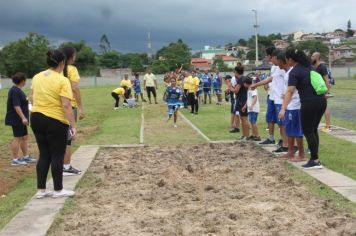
(133, 79, 141, 91)
(5, 86, 29, 126)
(166, 86, 182, 104)
(288, 64, 324, 103)
(202, 74, 211, 88)
(212, 74, 221, 89)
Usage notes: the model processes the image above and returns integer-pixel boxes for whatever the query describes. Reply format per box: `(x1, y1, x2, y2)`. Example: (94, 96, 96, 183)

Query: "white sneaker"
(52, 189, 75, 198)
(173, 124, 177, 128)
(114, 107, 120, 110)
(36, 190, 53, 199)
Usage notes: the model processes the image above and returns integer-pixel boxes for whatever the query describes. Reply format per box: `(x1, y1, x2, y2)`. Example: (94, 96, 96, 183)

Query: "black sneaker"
(259, 138, 275, 145)
(302, 160, 323, 169)
(246, 135, 255, 140)
(63, 166, 82, 176)
(229, 128, 240, 133)
(253, 136, 261, 141)
(272, 146, 288, 153)
(293, 146, 298, 153)
(277, 139, 283, 147)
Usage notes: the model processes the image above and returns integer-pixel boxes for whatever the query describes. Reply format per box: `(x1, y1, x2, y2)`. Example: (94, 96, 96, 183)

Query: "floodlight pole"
(252, 9, 259, 67)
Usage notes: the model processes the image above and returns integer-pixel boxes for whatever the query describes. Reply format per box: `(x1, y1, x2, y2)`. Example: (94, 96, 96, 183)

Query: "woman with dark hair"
(278, 48, 327, 169)
(61, 46, 85, 176)
(30, 49, 76, 198)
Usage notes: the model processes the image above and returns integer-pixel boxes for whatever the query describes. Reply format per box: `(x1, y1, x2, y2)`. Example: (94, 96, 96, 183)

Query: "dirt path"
(48, 143, 356, 236)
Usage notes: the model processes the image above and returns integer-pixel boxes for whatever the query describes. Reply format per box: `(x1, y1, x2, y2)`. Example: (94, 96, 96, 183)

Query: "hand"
(70, 127, 77, 141)
(278, 110, 285, 121)
(22, 118, 29, 126)
(79, 109, 85, 120)
(248, 106, 252, 111)
(242, 106, 246, 112)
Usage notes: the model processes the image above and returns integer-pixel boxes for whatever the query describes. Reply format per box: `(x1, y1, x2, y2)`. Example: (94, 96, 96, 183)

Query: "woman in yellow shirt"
(111, 86, 128, 110)
(30, 50, 76, 199)
(120, 74, 132, 100)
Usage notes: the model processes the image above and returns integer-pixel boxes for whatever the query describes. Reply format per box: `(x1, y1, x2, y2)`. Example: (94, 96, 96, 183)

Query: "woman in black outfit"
(278, 49, 327, 169)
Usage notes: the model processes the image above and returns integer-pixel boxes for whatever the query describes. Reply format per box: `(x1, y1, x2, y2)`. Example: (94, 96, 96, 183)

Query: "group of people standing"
(5, 46, 85, 198)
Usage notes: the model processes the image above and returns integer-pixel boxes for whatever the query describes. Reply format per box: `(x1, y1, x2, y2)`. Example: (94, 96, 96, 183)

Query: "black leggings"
(124, 88, 131, 99)
(146, 87, 156, 98)
(188, 93, 199, 113)
(111, 92, 120, 107)
(31, 112, 69, 191)
(300, 98, 327, 160)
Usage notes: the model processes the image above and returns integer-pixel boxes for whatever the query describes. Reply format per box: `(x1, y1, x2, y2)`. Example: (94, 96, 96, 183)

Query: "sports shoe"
(253, 136, 261, 141)
(272, 146, 288, 153)
(114, 107, 120, 110)
(259, 138, 275, 145)
(302, 160, 323, 169)
(11, 159, 27, 166)
(52, 189, 75, 198)
(63, 166, 82, 176)
(20, 156, 37, 163)
(320, 127, 331, 133)
(240, 136, 247, 141)
(246, 135, 255, 140)
(173, 123, 177, 128)
(229, 128, 240, 133)
(36, 190, 53, 199)
(277, 139, 283, 147)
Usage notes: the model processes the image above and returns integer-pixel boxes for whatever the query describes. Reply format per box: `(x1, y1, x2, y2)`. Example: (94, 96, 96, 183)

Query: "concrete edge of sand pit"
(0, 145, 100, 236)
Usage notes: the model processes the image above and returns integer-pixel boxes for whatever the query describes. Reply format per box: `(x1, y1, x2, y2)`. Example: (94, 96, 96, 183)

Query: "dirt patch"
(50, 143, 356, 235)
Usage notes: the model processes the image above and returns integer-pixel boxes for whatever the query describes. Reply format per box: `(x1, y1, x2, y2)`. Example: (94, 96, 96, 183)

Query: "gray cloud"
(0, 0, 355, 52)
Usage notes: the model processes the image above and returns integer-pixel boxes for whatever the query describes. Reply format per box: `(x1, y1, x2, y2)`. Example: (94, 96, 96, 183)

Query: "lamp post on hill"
(252, 9, 259, 67)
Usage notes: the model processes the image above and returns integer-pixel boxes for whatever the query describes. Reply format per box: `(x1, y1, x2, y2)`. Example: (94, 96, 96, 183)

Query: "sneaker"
(143, 99, 147, 102)
(253, 136, 262, 141)
(246, 135, 255, 140)
(293, 146, 298, 153)
(63, 166, 82, 176)
(123, 103, 128, 107)
(114, 107, 120, 110)
(302, 160, 323, 169)
(272, 146, 288, 153)
(320, 127, 331, 133)
(11, 159, 27, 166)
(173, 124, 177, 128)
(240, 136, 247, 141)
(277, 139, 283, 147)
(36, 190, 53, 199)
(229, 128, 240, 133)
(20, 156, 37, 163)
(259, 138, 275, 145)
(52, 189, 75, 198)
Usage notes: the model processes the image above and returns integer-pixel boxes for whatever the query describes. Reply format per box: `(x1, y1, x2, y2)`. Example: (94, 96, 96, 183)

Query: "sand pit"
(49, 143, 356, 235)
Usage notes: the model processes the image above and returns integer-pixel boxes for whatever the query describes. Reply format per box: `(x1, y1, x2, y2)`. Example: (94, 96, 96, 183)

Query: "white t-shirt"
(144, 73, 156, 87)
(231, 76, 237, 99)
(268, 65, 277, 98)
(270, 66, 286, 104)
(285, 67, 301, 110)
(247, 88, 260, 113)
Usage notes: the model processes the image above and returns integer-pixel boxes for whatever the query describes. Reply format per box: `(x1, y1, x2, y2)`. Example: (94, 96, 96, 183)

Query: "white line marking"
(178, 111, 211, 142)
(140, 102, 144, 144)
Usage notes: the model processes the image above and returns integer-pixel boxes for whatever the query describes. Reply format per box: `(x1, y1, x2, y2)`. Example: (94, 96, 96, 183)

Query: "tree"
(213, 56, 229, 72)
(99, 34, 111, 54)
(296, 40, 329, 59)
(0, 32, 49, 77)
(151, 60, 169, 74)
(238, 38, 247, 46)
(347, 20, 354, 37)
(99, 50, 120, 68)
(155, 39, 191, 71)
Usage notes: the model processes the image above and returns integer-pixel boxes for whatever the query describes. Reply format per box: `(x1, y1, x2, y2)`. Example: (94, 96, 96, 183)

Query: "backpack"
(327, 68, 335, 85)
(310, 71, 328, 95)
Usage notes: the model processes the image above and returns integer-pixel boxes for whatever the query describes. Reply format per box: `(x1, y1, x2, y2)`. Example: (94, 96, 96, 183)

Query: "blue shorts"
(266, 97, 277, 123)
(248, 112, 258, 125)
(285, 109, 303, 137)
(203, 87, 211, 95)
(274, 104, 285, 126)
(134, 89, 142, 95)
(213, 88, 222, 95)
(230, 98, 237, 114)
(167, 102, 182, 115)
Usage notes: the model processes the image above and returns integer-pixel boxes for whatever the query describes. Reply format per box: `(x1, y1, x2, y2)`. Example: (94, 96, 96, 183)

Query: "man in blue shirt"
(202, 69, 212, 104)
(164, 78, 183, 128)
(212, 70, 223, 105)
(132, 73, 147, 102)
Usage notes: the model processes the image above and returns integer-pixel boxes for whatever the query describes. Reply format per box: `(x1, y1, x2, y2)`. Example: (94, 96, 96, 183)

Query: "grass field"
(1, 79, 356, 230)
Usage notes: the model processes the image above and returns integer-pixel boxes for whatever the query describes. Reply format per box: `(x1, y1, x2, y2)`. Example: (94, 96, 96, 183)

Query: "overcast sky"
(0, 0, 355, 53)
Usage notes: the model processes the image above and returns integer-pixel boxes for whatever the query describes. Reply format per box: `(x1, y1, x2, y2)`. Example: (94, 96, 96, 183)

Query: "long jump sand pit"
(50, 143, 356, 235)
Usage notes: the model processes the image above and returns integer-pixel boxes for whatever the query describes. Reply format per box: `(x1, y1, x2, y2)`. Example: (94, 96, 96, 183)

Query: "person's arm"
(14, 106, 28, 125)
(251, 77, 273, 90)
(154, 80, 158, 90)
(219, 76, 223, 89)
(231, 84, 241, 94)
(61, 96, 76, 139)
(322, 75, 331, 92)
(143, 76, 146, 90)
(70, 81, 85, 120)
(28, 90, 33, 104)
(278, 86, 296, 121)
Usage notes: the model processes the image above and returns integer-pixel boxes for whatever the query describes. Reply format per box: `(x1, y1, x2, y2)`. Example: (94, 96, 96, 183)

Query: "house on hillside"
(332, 45, 355, 60)
(215, 54, 240, 69)
(272, 40, 290, 49)
(191, 58, 212, 70)
(201, 46, 226, 60)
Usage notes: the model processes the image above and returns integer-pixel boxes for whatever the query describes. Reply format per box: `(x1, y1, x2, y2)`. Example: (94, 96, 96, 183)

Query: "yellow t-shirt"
(188, 76, 200, 93)
(144, 73, 156, 87)
(66, 65, 80, 108)
(113, 87, 125, 95)
(183, 76, 192, 90)
(31, 69, 73, 125)
(120, 79, 132, 88)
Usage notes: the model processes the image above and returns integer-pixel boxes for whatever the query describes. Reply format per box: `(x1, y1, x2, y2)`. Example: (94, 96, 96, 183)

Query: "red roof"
(215, 54, 238, 61)
(191, 58, 212, 63)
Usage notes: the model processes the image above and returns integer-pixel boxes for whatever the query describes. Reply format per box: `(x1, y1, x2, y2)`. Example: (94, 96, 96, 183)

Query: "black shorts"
(146, 86, 157, 98)
(11, 125, 28, 137)
(237, 102, 248, 117)
(67, 107, 78, 146)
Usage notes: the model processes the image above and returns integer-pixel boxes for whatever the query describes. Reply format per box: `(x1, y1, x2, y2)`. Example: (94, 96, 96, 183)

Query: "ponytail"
(285, 48, 311, 67)
(47, 50, 65, 68)
(61, 46, 76, 77)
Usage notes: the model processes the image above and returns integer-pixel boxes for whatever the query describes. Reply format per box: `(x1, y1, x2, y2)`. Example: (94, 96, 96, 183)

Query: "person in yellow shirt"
(61, 46, 85, 176)
(120, 73, 132, 100)
(111, 86, 128, 110)
(188, 70, 200, 114)
(30, 49, 76, 198)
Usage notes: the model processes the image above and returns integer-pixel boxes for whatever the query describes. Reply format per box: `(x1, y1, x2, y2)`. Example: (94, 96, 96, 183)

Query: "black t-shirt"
(288, 64, 324, 103)
(315, 63, 328, 78)
(236, 76, 248, 104)
(5, 86, 29, 126)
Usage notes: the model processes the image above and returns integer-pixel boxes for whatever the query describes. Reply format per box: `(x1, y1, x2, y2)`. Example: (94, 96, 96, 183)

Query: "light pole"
(252, 9, 259, 67)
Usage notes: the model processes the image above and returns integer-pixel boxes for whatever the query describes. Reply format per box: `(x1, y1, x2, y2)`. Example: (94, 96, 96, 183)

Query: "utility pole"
(147, 28, 153, 58)
(252, 9, 259, 67)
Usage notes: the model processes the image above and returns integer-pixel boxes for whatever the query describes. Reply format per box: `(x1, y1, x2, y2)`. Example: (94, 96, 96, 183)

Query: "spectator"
(111, 86, 128, 110)
(143, 68, 158, 104)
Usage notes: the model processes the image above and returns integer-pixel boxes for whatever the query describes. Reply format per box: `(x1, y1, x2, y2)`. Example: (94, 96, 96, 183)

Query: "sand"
(50, 142, 356, 236)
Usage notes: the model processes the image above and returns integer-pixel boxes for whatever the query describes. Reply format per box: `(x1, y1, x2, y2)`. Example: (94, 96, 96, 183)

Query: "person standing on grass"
(164, 78, 183, 128)
(227, 74, 240, 133)
(311, 52, 332, 133)
(277, 52, 305, 161)
(61, 46, 85, 176)
(243, 77, 261, 141)
(121, 73, 132, 102)
(5, 72, 36, 166)
(278, 48, 326, 169)
(132, 73, 147, 102)
(212, 70, 223, 105)
(31, 50, 76, 198)
(111, 86, 128, 110)
(202, 69, 212, 104)
(188, 71, 200, 115)
(143, 68, 158, 104)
